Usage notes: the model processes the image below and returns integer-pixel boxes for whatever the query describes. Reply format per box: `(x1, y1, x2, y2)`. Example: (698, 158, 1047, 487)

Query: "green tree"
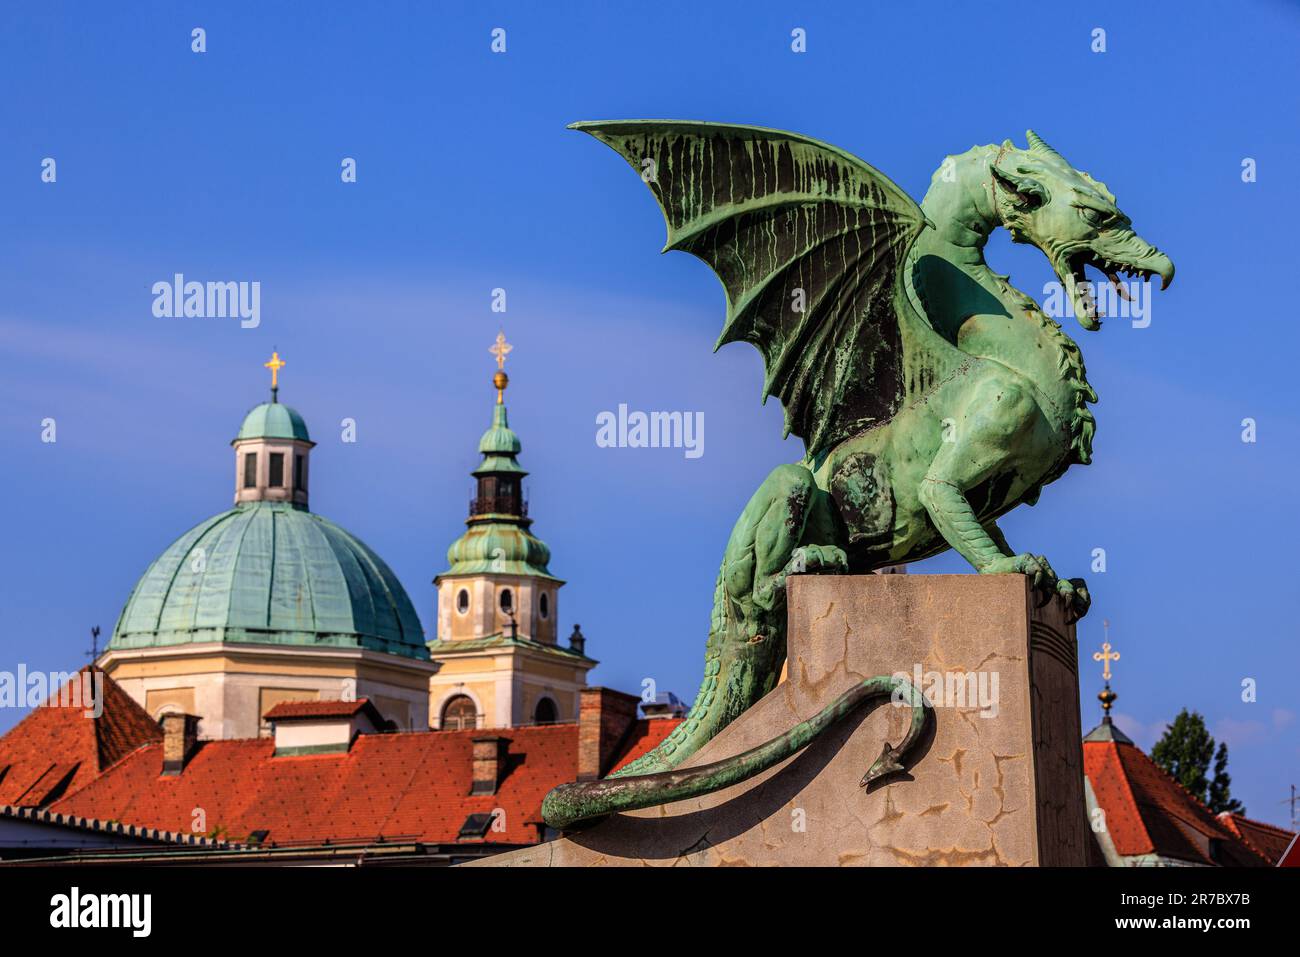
(1208, 742, 1245, 815)
(1151, 709, 1245, 815)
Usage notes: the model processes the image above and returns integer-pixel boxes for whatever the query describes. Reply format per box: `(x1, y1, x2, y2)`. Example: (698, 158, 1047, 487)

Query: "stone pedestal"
(473, 574, 1089, 867)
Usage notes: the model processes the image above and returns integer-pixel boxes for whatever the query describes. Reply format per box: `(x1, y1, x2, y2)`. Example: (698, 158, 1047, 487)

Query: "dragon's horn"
(1026, 130, 1066, 163)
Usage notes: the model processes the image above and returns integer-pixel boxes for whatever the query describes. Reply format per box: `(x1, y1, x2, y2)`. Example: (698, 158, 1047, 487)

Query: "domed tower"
(230, 351, 314, 509)
(428, 333, 596, 730)
(99, 353, 438, 739)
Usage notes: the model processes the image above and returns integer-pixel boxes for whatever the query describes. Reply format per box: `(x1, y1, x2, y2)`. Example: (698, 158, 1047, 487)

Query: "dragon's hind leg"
(613, 463, 845, 778)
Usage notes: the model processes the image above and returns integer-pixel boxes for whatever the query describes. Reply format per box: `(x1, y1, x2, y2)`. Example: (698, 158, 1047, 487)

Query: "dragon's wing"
(573, 120, 959, 456)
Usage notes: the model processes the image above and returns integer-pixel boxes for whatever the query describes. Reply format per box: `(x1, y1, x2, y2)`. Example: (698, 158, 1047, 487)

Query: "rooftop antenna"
(1280, 784, 1298, 830)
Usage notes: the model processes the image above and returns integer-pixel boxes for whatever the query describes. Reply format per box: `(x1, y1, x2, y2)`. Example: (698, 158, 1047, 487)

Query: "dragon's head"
(990, 130, 1174, 330)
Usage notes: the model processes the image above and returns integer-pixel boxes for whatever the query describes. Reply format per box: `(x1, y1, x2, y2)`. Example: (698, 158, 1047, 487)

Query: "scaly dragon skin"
(541, 126, 1174, 830)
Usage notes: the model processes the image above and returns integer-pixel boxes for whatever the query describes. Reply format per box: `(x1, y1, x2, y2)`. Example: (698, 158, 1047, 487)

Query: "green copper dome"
(473, 405, 526, 477)
(477, 404, 522, 457)
(110, 502, 428, 659)
(236, 401, 311, 443)
(446, 523, 558, 580)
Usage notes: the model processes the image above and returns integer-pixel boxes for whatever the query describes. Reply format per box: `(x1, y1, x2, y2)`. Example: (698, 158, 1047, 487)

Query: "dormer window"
(243, 452, 258, 489)
(269, 452, 285, 488)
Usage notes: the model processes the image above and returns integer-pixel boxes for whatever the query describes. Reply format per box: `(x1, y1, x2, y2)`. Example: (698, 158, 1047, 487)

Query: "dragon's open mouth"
(1057, 250, 1172, 330)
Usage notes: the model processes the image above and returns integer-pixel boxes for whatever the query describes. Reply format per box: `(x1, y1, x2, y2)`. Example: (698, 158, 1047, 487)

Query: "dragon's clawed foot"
(982, 551, 1057, 589)
(785, 544, 849, 576)
(1056, 577, 1091, 623)
(982, 553, 1090, 621)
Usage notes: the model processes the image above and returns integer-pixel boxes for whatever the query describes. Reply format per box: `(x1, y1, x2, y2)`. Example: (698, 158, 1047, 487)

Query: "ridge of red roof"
(0, 667, 161, 808)
(1218, 811, 1296, 865)
(96, 670, 167, 767)
(0, 803, 230, 848)
(263, 698, 378, 722)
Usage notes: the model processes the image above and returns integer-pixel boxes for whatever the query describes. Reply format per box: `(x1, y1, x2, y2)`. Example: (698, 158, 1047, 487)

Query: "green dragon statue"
(542, 122, 1173, 831)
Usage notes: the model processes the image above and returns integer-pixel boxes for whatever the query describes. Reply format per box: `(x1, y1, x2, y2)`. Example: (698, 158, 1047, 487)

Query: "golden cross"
(264, 351, 286, 391)
(1093, 626, 1120, 682)
(489, 331, 512, 371)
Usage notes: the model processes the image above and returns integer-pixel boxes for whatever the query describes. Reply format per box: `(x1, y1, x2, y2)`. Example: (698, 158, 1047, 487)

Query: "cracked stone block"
(470, 574, 1089, 867)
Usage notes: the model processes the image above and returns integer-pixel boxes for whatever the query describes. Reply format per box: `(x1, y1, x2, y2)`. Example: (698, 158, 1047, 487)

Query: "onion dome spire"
(472, 331, 527, 521)
(442, 333, 556, 579)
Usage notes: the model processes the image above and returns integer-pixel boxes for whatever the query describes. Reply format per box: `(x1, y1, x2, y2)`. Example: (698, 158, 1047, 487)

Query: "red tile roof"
(1218, 812, 1296, 865)
(1084, 735, 1281, 866)
(50, 718, 683, 847)
(262, 699, 379, 722)
(0, 668, 161, 807)
(608, 718, 681, 773)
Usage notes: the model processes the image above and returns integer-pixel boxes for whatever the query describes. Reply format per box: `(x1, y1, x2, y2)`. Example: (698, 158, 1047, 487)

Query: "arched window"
(538, 592, 549, 620)
(533, 697, 558, 725)
(499, 588, 513, 613)
(456, 588, 470, 614)
(441, 694, 478, 730)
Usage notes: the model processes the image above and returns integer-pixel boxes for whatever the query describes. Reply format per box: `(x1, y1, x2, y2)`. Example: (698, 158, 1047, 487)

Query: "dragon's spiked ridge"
(990, 130, 1174, 330)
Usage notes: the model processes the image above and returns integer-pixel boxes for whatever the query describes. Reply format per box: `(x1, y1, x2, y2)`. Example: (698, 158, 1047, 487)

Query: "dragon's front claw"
(1058, 577, 1091, 623)
(982, 552, 1055, 587)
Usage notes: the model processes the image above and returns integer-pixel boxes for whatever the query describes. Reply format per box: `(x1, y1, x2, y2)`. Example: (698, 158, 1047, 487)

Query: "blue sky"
(1, 1, 1297, 826)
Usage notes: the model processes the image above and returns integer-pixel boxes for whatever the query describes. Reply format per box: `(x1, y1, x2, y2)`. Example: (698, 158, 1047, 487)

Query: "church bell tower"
(427, 333, 596, 731)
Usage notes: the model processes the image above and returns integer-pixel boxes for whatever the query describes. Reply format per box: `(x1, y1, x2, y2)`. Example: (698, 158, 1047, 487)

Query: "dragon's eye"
(1079, 206, 1111, 229)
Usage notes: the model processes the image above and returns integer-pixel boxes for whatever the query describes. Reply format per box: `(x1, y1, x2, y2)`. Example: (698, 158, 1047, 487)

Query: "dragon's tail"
(609, 568, 774, 779)
(541, 675, 928, 831)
